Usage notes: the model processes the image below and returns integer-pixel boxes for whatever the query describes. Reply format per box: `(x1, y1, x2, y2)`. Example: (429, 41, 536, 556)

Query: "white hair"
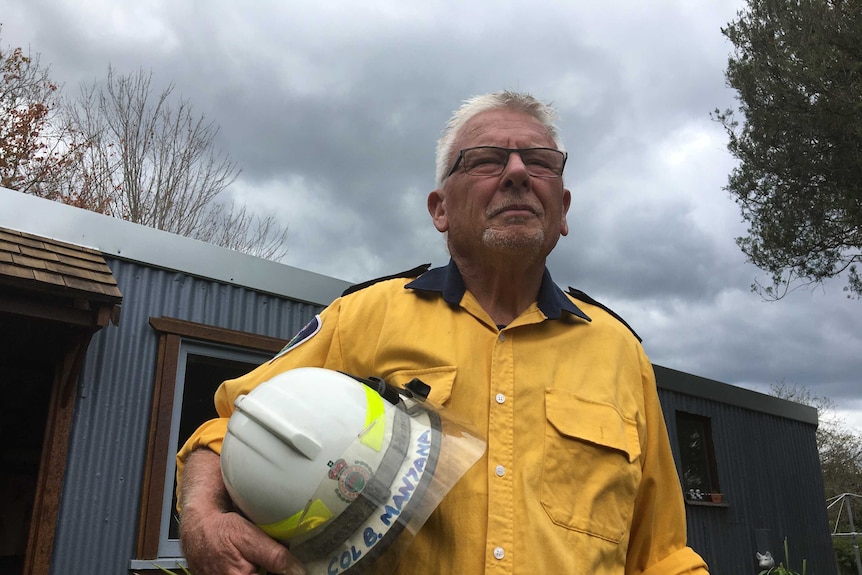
(434, 91, 564, 187)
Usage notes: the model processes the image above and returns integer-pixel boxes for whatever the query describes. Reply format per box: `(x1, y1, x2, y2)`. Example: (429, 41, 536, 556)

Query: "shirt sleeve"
(626, 359, 710, 575)
(175, 299, 347, 502)
(641, 547, 711, 575)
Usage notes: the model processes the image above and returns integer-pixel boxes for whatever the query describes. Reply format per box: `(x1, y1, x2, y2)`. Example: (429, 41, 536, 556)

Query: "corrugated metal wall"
(45, 256, 836, 574)
(658, 386, 837, 574)
(50, 258, 327, 575)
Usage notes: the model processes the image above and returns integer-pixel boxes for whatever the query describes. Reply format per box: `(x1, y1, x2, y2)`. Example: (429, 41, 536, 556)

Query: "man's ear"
(428, 189, 448, 232)
(560, 188, 571, 236)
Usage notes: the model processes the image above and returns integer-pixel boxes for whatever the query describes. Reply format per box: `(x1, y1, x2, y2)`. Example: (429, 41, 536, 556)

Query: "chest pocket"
(385, 366, 457, 406)
(541, 389, 642, 543)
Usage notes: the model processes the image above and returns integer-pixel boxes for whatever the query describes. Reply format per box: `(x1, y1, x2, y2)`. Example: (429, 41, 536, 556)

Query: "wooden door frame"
(23, 334, 91, 575)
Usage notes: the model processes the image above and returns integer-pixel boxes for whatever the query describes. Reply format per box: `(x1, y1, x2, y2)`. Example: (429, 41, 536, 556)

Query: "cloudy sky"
(4, 0, 861, 430)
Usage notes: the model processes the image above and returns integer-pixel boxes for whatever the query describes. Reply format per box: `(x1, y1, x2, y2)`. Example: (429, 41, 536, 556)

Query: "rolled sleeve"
(640, 547, 710, 575)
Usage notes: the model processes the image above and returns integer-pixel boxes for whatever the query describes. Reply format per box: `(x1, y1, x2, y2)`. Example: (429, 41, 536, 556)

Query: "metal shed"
(0, 187, 835, 575)
(657, 365, 835, 573)
(1, 188, 350, 575)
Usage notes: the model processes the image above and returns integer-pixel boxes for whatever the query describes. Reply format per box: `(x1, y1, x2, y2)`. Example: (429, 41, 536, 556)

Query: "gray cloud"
(3, 0, 860, 430)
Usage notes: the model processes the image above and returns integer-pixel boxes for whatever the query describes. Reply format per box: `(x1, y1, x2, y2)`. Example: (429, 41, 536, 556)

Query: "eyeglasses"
(445, 146, 567, 179)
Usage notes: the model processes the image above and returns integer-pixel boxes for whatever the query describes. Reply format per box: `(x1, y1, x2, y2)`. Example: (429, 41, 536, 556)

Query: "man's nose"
(501, 152, 530, 188)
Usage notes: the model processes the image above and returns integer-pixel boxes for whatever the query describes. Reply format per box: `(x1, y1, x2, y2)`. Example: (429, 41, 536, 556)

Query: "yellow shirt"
(178, 261, 708, 575)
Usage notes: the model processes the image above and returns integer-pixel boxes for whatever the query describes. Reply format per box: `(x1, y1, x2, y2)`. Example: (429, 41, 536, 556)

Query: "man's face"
(428, 108, 571, 262)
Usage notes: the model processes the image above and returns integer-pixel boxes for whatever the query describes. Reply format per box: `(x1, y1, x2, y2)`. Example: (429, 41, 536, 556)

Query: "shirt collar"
(405, 259, 590, 322)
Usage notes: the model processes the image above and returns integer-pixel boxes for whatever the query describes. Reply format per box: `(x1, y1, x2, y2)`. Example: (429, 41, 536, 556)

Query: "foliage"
(759, 538, 808, 575)
(714, 0, 862, 298)
(832, 535, 862, 574)
(0, 26, 82, 201)
(151, 563, 191, 575)
(141, 563, 267, 575)
(771, 382, 862, 570)
(771, 383, 862, 502)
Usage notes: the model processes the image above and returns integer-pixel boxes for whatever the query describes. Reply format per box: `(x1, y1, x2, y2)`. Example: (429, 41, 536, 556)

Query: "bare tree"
(65, 66, 287, 259)
(771, 383, 862, 497)
(205, 201, 289, 261)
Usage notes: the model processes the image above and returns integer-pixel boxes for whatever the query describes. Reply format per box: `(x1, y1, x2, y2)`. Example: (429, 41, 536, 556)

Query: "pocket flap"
(545, 389, 640, 463)
(387, 366, 457, 406)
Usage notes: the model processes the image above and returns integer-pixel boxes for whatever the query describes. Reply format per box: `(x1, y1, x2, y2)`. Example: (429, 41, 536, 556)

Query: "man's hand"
(178, 449, 306, 575)
(180, 505, 301, 575)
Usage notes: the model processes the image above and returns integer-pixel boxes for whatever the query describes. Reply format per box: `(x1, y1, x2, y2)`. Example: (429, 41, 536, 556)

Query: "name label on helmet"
(324, 427, 433, 575)
(379, 428, 432, 527)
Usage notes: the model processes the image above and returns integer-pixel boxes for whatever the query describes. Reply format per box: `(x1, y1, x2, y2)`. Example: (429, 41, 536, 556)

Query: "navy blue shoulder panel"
(566, 287, 642, 343)
(342, 263, 433, 297)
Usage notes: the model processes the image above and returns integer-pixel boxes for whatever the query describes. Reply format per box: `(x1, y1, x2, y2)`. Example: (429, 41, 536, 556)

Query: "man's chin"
(481, 230, 545, 256)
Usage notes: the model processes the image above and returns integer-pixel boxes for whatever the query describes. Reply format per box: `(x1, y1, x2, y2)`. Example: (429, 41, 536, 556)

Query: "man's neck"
(452, 252, 546, 327)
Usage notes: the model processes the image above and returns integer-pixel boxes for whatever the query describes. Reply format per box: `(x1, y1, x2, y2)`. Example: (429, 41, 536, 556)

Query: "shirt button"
(495, 465, 506, 477)
(495, 393, 506, 404)
(498, 332, 506, 342)
(493, 547, 505, 560)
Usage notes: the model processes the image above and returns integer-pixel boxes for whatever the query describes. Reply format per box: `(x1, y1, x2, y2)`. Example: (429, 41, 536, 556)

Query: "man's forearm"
(179, 448, 231, 516)
(178, 448, 304, 575)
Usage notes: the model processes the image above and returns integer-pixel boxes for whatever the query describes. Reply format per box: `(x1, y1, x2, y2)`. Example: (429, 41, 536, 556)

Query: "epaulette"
(566, 287, 642, 343)
(341, 263, 432, 297)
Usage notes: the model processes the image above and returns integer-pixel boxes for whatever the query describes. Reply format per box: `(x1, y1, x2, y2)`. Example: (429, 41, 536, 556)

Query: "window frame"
(675, 411, 724, 505)
(135, 317, 285, 564)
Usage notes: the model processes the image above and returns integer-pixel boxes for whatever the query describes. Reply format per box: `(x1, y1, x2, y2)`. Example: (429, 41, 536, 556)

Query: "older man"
(177, 91, 709, 575)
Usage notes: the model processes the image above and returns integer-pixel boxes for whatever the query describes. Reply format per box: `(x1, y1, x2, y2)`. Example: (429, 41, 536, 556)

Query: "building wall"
(659, 385, 836, 574)
(49, 257, 327, 575)
(43, 253, 834, 574)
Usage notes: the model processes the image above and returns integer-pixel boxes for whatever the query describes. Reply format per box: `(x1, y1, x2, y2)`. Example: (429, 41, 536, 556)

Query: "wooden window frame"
(675, 411, 725, 506)
(135, 317, 284, 566)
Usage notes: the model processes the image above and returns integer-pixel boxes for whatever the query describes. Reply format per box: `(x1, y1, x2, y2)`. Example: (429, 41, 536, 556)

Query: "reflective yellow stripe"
(258, 499, 333, 540)
(360, 385, 386, 451)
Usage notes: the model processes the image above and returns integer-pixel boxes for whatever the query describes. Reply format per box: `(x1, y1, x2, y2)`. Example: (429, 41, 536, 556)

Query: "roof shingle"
(0, 227, 123, 303)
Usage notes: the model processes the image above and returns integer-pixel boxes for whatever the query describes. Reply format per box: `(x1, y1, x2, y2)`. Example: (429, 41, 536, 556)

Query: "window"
(134, 318, 285, 570)
(675, 411, 722, 503)
(159, 341, 271, 557)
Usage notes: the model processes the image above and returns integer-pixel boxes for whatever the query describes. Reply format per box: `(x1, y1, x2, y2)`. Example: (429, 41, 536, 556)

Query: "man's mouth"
(489, 204, 539, 218)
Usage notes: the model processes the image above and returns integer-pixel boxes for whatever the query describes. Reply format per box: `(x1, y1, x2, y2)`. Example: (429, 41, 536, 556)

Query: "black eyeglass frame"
(444, 146, 568, 179)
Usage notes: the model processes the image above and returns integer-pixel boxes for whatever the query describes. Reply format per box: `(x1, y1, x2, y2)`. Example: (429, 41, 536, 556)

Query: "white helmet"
(220, 367, 485, 575)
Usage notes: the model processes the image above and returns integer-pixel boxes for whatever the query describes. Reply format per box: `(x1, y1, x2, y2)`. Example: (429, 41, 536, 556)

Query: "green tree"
(714, 0, 862, 298)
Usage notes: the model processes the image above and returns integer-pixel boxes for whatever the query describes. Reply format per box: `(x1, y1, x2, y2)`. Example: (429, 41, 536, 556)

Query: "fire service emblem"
(328, 458, 373, 503)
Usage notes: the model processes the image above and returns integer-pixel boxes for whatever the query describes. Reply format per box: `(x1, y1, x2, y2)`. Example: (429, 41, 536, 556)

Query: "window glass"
(676, 412, 721, 502)
(158, 341, 269, 557)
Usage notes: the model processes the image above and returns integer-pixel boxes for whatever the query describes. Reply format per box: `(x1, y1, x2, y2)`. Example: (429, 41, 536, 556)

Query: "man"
(177, 91, 709, 574)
